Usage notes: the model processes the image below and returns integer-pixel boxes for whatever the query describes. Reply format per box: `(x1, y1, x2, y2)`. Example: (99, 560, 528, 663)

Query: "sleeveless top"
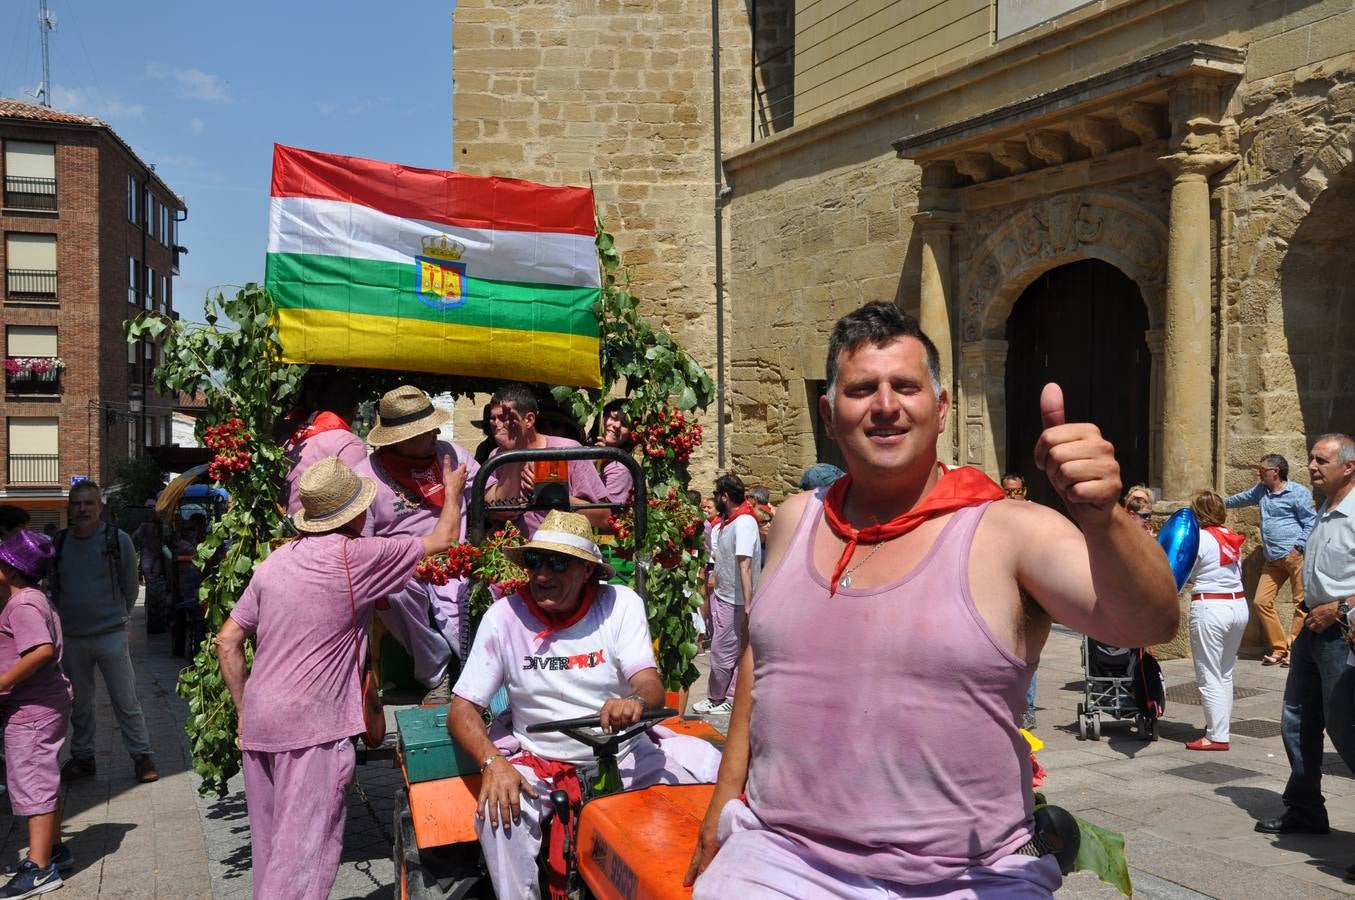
(745, 491, 1035, 885)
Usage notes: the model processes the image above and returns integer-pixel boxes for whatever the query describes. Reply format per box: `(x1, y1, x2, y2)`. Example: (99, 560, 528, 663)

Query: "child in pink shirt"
(0, 529, 74, 897)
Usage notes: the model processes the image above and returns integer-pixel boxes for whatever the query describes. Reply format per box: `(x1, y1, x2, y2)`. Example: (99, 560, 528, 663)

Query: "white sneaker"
(693, 698, 732, 715)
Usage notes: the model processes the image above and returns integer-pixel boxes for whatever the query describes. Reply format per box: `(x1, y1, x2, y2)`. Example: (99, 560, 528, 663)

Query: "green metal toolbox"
(395, 706, 481, 783)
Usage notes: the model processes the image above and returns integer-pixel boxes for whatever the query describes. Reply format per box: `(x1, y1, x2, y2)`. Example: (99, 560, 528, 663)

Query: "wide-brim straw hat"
(502, 510, 616, 580)
(0, 529, 54, 581)
(366, 386, 453, 447)
(293, 457, 378, 533)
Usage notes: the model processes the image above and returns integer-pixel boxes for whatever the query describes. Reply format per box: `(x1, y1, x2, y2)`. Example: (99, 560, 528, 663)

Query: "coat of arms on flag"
(416, 234, 467, 309)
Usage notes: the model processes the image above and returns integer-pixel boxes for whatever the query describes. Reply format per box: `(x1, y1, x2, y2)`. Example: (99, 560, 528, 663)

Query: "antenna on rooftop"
(36, 0, 56, 107)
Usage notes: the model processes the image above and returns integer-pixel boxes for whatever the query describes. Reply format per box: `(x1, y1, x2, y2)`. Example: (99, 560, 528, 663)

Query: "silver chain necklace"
(837, 541, 885, 590)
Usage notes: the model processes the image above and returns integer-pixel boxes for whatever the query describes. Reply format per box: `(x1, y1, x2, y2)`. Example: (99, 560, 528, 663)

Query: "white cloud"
(47, 86, 146, 120)
(189, 118, 205, 133)
(146, 64, 231, 103)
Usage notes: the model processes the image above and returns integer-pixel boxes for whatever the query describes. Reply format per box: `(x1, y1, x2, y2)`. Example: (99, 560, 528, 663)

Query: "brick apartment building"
(0, 99, 184, 529)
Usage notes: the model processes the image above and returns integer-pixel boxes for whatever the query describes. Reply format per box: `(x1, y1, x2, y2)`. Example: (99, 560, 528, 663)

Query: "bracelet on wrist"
(624, 692, 649, 710)
(480, 753, 502, 773)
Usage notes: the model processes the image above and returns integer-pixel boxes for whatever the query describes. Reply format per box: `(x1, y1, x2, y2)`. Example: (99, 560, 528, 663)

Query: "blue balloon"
(1156, 508, 1200, 592)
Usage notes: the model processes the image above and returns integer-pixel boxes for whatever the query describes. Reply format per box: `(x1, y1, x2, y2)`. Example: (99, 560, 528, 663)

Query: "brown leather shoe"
(132, 754, 159, 783)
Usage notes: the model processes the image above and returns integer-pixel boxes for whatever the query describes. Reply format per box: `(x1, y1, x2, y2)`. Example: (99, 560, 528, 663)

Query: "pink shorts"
(4, 707, 68, 816)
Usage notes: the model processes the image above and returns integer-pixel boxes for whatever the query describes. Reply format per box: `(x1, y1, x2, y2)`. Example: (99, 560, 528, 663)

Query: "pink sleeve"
(337, 434, 368, 469)
(231, 580, 261, 633)
(8, 602, 55, 656)
(348, 536, 425, 601)
(568, 457, 610, 503)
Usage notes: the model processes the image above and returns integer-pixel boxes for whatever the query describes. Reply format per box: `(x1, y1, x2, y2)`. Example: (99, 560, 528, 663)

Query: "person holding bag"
(1185, 490, 1250, 751)
(215, 454, 465, 900)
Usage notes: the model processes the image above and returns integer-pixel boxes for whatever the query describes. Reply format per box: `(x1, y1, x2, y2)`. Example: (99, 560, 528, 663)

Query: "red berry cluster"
(414, 542, 484, 585)
(493, 577, 527, 596)
(637, 408, 703, 463)
(203, 418, 253, 483)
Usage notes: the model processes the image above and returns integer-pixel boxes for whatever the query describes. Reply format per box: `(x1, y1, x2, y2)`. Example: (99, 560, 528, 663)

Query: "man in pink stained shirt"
(486, 383, 610, 535)
(216, 454, 466, 900)
(352, 386, 482, 703)
(685, 301, 1179, 898)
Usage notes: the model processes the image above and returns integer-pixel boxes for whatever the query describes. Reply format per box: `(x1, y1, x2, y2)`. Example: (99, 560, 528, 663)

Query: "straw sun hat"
(292, 457, 378, 533)
(503, 510, 616, 580)
(366, 386, 453, 448)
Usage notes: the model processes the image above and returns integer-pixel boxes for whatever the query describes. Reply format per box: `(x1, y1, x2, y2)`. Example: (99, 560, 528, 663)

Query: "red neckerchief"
(1205, 526, 1245, 565)
(510, 750, 580, 900)
(378, 449, 445, 508)
(286, 411, 350, 450)
(521, 580, 599, 642)
(822, 463, 1005, 595)
(722, 500, 757, 526)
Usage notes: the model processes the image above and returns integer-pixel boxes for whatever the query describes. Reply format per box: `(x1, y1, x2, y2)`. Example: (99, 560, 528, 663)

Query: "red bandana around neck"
(1205, 526, 1245, 565)
(522, 580, 600, 642)
(286, 410, 350, 449)
(821, 464, 1005, 595)
(722, 500, 757, 526)
(379, 449, 445, 508)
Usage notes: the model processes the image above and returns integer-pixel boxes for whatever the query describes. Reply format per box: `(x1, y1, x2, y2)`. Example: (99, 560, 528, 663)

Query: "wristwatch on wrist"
(624, 692, 649, 710)
(1337, 601, 1351, 619)
(480, 754, 501, 773)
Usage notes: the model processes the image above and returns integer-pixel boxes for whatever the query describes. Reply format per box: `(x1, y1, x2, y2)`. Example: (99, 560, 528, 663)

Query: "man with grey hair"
(51, 481, 158, 784)
(1256, 434, 1355, 838)
(1226, 453, 1317, 667)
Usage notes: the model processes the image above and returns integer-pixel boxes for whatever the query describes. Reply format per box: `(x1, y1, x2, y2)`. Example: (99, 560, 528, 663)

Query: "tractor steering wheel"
(525, 707, 677, 751)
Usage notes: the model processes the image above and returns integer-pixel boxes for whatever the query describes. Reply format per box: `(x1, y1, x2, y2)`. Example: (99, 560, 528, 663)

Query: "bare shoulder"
(976, 499, 1083, 556)
(760, 490, 815, 574)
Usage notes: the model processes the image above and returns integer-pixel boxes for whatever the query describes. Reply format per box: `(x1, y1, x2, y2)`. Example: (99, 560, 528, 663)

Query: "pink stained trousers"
(694, 800, 1062, 899)
(242, 738, 355, 900)
(706, 596, 745, 704)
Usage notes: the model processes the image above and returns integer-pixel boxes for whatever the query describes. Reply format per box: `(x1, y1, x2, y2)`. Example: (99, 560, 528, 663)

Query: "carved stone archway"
(955, 192, 1168, 476)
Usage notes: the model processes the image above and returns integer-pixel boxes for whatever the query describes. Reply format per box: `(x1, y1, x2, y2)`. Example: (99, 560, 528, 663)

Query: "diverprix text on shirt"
(522, 648, 607, 671)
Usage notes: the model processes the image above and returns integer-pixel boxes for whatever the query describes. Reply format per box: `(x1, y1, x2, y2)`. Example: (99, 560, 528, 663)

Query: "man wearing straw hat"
(353, 386, 480, 703)
(449, 509, 721, 900)
(215, 454, 466, 900)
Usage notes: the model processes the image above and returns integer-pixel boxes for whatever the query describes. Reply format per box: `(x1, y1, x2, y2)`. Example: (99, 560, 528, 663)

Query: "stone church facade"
(452, 0, 1354, 643)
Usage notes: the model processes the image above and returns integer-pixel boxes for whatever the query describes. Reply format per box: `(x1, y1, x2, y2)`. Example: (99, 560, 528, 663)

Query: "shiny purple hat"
(0, 529, 55, 581)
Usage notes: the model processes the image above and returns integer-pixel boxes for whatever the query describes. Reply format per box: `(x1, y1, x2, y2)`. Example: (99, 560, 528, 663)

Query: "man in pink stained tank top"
(685, 301, 1180, 898)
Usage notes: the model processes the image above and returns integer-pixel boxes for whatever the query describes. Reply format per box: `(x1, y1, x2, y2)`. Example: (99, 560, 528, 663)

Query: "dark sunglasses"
(522, 550, 573, 573)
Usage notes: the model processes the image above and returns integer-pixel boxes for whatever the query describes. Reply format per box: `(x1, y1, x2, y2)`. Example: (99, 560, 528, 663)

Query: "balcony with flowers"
(4, 356, 65, 394)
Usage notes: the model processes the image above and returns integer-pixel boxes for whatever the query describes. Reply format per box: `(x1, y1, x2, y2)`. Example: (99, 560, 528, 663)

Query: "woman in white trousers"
(1186, 490, 1250, 751)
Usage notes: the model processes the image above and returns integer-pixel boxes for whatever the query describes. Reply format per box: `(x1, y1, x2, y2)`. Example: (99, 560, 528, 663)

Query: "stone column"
(913, 209, 962, 463)
(1158, 152, 1233, 501)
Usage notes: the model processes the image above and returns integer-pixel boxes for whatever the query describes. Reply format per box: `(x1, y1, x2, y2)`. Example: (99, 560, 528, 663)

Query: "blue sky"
(0, 0, 456, 322)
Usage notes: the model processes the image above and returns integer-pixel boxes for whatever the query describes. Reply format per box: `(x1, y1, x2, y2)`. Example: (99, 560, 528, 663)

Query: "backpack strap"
(106, 523, 124, 606)
(50, 528, 69, 606)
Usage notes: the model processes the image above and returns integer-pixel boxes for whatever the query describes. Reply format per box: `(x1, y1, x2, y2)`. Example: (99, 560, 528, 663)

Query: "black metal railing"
(7, 454, 59, 485)
(4, 366, 62, 394)
(3, 176, 57, 211)
(5, 269, 57, 301)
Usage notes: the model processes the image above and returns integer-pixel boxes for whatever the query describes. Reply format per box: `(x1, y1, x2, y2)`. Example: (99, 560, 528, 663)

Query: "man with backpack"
(51, 481, 158, 783)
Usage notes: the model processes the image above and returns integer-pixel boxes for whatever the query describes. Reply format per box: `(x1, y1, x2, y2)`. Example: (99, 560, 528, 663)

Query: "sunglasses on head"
(521, 550, 574, 573)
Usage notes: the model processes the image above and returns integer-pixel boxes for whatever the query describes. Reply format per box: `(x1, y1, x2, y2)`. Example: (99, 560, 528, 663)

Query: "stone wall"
(451, 0, 753, 492)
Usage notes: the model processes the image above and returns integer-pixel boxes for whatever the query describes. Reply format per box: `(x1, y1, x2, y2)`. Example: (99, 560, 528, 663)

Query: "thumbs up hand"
(1032, 383, 1122, 522)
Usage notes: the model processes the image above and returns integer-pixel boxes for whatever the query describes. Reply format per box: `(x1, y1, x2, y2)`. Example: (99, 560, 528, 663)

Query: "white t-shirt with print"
(713, 515, 761, 606)
(453, 583, 657, 766)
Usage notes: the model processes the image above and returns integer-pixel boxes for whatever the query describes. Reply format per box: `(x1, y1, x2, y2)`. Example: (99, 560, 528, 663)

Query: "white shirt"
(1189, 531, 1245, 595)
(713, 514, 761, 606)
(452, 584, 656, 766)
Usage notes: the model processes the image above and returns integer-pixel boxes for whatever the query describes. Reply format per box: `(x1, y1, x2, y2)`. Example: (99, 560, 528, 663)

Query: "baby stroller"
(1076, 636, 1165, 741)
